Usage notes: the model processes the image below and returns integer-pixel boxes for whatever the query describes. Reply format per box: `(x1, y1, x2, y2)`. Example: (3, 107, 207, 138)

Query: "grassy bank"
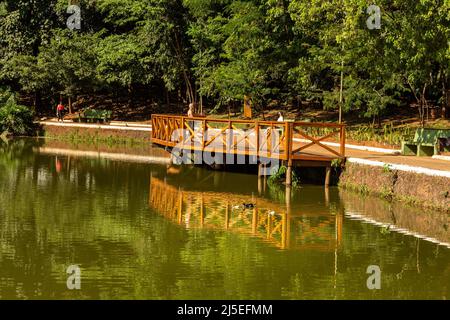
(40, 123, 151, 145)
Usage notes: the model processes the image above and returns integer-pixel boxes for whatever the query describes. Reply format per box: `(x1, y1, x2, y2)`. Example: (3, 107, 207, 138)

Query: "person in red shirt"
(56, 102, 65, 122)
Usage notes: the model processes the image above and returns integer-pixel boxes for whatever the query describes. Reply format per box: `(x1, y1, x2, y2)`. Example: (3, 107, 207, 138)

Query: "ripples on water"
(0, 139, 448, 299)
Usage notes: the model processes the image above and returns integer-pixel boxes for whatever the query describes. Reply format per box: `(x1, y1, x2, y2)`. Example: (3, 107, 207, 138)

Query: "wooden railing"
(151, 114, 346, 161)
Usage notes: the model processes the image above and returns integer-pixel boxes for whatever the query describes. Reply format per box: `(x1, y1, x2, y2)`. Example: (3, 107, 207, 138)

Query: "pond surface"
(0, 138, 449, 299)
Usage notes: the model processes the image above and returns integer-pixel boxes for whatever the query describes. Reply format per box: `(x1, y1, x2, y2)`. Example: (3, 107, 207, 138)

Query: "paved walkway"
(291, 137, 449, 176)
(39, 120, 152, 132)
(343, 147, 450, 172)
(38, 120, 449, 175)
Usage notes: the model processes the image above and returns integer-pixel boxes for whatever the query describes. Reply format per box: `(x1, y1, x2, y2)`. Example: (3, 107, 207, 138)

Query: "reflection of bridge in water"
(149, 176, 343, 251)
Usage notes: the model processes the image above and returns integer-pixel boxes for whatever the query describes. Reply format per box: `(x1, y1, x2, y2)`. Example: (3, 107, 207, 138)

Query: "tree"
(97, 0, 195, 105)
(0, 0, 448, 121)
(0, 0, 59, 109)
(38, 30, 100, 113)
(288, 0, 449, 123)
(383, 0, 449, 122)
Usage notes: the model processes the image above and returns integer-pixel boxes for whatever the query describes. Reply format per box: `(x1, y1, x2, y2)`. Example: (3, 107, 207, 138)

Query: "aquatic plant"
(267, 165, 300, 187)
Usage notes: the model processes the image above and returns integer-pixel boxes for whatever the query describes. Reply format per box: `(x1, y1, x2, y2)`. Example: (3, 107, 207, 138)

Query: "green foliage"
(382, 164, 392, 174)
(268, 165, 300, 187)
(38, 30, 101, 96)
(0, 86, 12, 104)
(0, 0, 448, 120)
(331, 158, 343, 168)
(0, 94, 34, 135)
(347, 124, 415, 147)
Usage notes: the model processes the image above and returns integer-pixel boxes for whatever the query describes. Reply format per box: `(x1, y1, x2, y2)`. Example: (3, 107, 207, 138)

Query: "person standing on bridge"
(187, 103, 194, 118)
(277, 112, 284, 122)
(56, 101, 65, 122)
(277, 112, 285, 138)
(187, 103, 195, 131)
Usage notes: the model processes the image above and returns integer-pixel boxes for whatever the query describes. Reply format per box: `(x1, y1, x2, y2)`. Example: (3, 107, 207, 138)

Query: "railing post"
(255, 121, 260, 159)
(151, 116, 155, 140)
(285, 122, 293, 186)
(228, 120, 232, 153)
(202, 119, 207, 149)
(267, 124, 272, 157)
(164, 118, 168, 142)
(340, 125, 346, 157)
(285, 122, 293, 161)
(181, 116, 185, 148)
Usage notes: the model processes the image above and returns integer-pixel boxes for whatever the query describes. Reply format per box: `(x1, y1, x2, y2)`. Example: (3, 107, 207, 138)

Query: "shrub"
(0, 95, 35, 136)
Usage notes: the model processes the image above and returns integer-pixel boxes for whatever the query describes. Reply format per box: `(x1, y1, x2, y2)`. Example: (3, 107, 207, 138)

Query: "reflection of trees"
(0, 146, 175, 299)
(0, 138, 42, 179)
(0, 141, 449, 299)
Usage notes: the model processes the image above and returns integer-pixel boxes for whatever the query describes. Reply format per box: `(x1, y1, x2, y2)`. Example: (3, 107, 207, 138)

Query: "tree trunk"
(128, 84, 133, 108)
(183, 72, 195, 105)
(172, 31, 195, 106)
(420, 84, 428, 127)
(200, 94, 203, 115)
(68, 96, 73, 114)
(405, 79, 424, 127)
(33, 91, 41, 113)
(165, 87, 170, 108)
(442, 84, 448, 119)
(339, 58, 344, 124)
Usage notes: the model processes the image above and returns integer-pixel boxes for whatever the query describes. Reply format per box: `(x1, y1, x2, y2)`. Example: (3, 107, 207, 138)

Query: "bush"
(0, 95, 35, 136)
(0, 87, 13, 105)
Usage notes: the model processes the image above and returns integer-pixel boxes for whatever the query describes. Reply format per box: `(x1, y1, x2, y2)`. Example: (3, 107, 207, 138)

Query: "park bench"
(77, 109, 112, 124)
(401, 128, 450, 156)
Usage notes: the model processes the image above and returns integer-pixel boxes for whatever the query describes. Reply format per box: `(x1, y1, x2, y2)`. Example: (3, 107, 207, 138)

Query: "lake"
(0, 138, 448, 299)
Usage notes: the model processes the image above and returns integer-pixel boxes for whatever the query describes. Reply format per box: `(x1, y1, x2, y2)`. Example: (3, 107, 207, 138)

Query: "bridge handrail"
(151, 114, 346, 159)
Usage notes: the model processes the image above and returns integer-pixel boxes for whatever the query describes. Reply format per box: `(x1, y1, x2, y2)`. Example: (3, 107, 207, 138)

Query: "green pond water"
(0, 138, 449, 300)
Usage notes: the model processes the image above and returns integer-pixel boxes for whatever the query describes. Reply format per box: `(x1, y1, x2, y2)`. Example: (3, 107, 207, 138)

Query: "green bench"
(78, 109, 112, 124)
(401, 128, 450, 156)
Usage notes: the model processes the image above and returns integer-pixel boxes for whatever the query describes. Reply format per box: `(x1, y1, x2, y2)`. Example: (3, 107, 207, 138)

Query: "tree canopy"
(0, 0, 448, 120)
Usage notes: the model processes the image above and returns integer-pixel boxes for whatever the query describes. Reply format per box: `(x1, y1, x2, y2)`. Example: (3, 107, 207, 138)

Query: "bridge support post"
(264, 174, 267, 193)
(285, 122, 293, 186)
(285, 162, 292, 186)
(285, 185, 291, 207)
(284, 185, 291, 249)
(325, 166, 331, 187)
(258, 175, 263, 195)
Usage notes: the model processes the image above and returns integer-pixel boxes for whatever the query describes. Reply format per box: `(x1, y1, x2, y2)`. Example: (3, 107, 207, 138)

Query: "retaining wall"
(339, 162, 450, 212)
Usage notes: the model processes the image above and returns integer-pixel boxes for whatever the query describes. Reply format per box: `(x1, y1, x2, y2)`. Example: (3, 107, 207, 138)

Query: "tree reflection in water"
(0, 139, 448, 299)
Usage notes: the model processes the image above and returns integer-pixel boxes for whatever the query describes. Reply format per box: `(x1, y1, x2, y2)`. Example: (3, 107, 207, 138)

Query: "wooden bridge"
(149, 176, 343, 251)
(151, 114, 346, 185)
